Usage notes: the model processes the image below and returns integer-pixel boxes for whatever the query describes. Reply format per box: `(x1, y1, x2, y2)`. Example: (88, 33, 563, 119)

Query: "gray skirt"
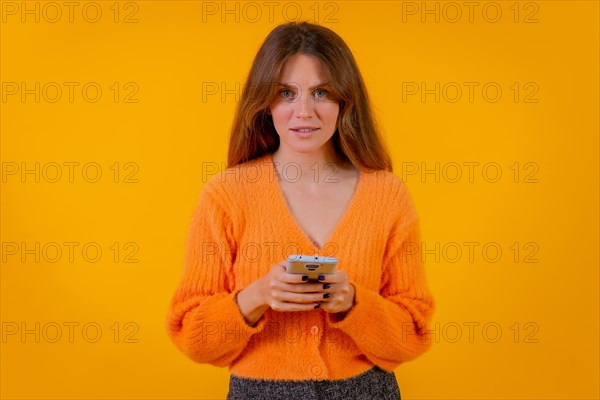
(226, 366, 401, 400)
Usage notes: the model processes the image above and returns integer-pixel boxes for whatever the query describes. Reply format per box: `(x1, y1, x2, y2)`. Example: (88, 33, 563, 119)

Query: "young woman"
(167, 21, 435, 400)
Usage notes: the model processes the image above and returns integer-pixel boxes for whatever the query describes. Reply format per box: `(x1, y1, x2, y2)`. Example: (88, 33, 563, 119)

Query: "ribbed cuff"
(228, 288, 268, 334)
(325, 281, 375, 328)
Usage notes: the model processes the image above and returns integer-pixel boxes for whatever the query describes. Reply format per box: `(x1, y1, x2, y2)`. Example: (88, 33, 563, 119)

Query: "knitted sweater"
(166, 152, 435, 381)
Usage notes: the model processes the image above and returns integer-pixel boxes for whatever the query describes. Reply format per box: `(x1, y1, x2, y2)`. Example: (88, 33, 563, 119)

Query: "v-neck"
(266, 152, 364, 252)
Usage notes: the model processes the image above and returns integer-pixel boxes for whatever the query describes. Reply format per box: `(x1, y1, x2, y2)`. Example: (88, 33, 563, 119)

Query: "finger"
(272, 290, 328, 304)
(265, 278, 325, 295)
(270, 263, 287, 276)
(270, 300, 321, 312)
(310, 268, 346, 283)
(275, 261, 287, 270)
(277, 271, 314, 284)
(277, 281, 327, 293)
(319, 294, 347, 312)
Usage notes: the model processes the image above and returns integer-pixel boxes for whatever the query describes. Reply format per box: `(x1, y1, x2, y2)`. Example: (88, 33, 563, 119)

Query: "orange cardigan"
(166, 152, 435, 380)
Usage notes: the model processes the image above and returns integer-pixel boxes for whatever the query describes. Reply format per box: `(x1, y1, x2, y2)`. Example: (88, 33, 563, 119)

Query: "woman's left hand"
(317, 269, 355, 314)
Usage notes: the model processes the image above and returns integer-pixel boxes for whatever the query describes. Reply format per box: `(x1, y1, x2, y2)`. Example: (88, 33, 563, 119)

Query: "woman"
(166, 21, 435, 399)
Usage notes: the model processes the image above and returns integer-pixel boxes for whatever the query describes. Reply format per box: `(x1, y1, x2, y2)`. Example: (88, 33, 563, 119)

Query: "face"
(268, 53, 340, 155)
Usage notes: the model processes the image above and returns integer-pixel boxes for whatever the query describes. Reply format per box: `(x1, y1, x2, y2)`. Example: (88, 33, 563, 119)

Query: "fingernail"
(302, 276, 309, 281)
(323, 293, 330, 299)
(318, 275, 325, 281)
(314, 304, 320, 308)
(323, 283, 331, 289)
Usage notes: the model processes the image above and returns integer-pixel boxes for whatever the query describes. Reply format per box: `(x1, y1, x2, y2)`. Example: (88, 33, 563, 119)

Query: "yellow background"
(1, 1, 598, 399)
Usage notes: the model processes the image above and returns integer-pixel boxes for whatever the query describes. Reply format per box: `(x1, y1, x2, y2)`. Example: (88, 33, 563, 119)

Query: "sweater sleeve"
(166, 180, 267, 366)
(325, 181, 435, 371)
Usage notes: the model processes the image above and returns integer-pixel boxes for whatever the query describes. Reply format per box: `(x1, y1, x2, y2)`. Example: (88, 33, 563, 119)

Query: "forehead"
(278, 53, 328, 84)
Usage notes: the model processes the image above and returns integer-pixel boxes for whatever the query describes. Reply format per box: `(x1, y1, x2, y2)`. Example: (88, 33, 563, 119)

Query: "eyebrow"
(275, 82, 331, 90)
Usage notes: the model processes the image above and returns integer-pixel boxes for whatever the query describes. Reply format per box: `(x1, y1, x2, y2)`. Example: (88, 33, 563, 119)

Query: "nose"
(295, 91, 314, 119)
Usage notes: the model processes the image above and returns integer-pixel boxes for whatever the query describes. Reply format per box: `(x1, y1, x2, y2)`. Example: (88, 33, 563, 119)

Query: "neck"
(272, 145, 347, 170)
(271, 145, 353, 186)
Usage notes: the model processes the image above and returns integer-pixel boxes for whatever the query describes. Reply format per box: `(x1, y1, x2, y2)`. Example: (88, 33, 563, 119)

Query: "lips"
(290, 127, 319, 138)
(290, 127, 319, 133)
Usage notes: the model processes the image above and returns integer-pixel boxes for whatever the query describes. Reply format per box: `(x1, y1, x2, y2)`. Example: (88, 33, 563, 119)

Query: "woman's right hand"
(235, 260, 325, 326)
(257, 260, 325, 311)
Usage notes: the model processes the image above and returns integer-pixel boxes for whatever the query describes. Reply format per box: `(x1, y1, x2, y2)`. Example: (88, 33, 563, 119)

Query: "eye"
(314, 88, 328, 98)
(313, 88, 332, 102)
(279, 89, 296, 100)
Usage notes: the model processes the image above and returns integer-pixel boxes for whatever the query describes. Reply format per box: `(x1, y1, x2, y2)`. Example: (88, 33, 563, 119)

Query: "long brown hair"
(227, 21, 393, 172)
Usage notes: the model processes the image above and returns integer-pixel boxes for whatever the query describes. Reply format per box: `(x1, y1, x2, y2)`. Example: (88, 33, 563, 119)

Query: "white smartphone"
(286, 254, 338, 281)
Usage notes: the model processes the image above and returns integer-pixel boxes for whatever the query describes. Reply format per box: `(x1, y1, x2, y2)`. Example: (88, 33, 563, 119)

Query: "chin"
(286, 141, 329, 154)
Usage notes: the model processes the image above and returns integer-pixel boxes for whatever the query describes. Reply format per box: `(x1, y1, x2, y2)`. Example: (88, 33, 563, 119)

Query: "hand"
(316, 269, 355, 314)
(257, 261, 326, 312)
